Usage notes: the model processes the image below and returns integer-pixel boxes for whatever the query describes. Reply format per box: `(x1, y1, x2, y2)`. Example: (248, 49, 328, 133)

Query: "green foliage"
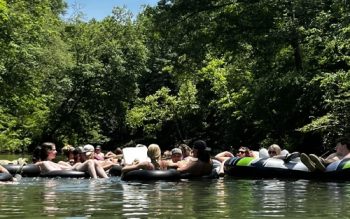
(299, 70, 350, 145)
(1, 0, 350, 152)
(126, 84, 199, 139)
(0, 0, 69, 152)
(43, 6, 148, 147)
(139, 0, 350, 149)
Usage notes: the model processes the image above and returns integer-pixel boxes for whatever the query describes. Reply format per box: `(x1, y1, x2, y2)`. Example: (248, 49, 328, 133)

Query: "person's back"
(122, 143, 167, 174)
(177, 140, 213, 176)
(178, 159, 212, 177)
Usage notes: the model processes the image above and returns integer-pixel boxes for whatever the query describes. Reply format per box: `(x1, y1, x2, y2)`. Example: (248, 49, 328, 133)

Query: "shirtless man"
(301, 136, 350, 171)
(177, 140, 213, 177)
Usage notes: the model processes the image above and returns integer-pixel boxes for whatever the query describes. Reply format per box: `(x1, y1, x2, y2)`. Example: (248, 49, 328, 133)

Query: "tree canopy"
(0, 0, 349, 153)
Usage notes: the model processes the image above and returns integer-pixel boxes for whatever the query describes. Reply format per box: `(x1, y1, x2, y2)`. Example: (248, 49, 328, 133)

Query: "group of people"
(33, 142, 109, 179)
(213, 136, 350, 173)
(0, 140, 215, 179)
(262, 137, 350, 172)
(1, 136, 350, 181)
(120, 140, 213, 177)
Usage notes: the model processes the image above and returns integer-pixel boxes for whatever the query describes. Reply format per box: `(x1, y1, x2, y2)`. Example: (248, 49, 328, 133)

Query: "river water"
(1, 176, 350, 218)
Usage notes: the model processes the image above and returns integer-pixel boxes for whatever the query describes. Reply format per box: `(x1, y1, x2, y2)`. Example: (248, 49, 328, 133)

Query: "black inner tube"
(40, 170, 89, 178)
(121, 169, 181, 181)
(0, 172, 13, 181)
(3, 164, 41, 177)
(109, 165, 122, 176)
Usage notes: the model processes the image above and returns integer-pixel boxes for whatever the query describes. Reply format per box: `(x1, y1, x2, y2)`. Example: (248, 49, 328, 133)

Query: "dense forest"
(0, 0, 349, 154)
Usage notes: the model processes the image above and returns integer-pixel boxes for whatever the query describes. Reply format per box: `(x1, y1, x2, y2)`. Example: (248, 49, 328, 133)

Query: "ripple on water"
(0, 177, 350, 218)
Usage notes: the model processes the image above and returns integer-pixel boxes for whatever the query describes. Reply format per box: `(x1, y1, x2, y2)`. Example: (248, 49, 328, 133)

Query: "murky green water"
(1, 154, 350, 218)
(1, 177, 350, 218)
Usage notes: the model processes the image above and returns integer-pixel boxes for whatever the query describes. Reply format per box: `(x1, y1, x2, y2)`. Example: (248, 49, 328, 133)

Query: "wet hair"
(32, 142, 56, 163)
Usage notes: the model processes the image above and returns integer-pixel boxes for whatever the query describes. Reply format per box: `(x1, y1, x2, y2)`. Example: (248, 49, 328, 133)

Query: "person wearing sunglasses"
(267, 144, 282, 157)
(236, 146, 254, 158)
(214, 146, 256, 177)
(261, 144, 299, 162)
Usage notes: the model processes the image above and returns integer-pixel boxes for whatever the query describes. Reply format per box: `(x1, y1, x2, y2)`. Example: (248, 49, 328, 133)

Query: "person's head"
(95, 145, 102, 154)
(192, 140, 210, 158)
(147, 144, 161, 162)
(32, 142, 57, 163)
(197, 150, 211, 163)
(191, 140, 212, 163)
(62, 144, 75, 160)
(335, 136, 350, 155)
(75, 146, 87, 162)
(236, 146, 252, 158)
(179, 144, 191, 158)
(73, 147, 83, 163)
(171, 148, 183, 162)
(83, 144, 95, 159)
(162, 150, 171, 160)
(267, 144, 281, 157)
(114, 147, 123, 155)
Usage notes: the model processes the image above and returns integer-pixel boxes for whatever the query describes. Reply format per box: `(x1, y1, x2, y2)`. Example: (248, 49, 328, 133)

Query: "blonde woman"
(121, 144, 167, 174)
(264, 144, 300, 162)
(267, 144, 282, 157)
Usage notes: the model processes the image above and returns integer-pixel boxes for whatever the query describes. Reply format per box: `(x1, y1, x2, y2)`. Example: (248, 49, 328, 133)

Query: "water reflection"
(249, 180, 306, 217)
(42, 180, 59, 216)
(1, 177, 350, 218)
(214, 178, 229, 213)
(122, 182, 151, 217)
(121, 181, 189, 217)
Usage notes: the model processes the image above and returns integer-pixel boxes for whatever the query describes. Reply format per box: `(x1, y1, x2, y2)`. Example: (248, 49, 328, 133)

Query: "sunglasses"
(238, 151, 245, 154)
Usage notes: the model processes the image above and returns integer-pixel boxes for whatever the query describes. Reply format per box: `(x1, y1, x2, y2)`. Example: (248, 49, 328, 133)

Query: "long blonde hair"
(147, 144, 161, 169)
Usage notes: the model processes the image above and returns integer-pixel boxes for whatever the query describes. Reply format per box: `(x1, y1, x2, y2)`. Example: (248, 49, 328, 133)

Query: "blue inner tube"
(3, 164, 41, 177)
(0, 172, 13, 181)
(121, 169, 181, 181)
(40, 170, 89, 178)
